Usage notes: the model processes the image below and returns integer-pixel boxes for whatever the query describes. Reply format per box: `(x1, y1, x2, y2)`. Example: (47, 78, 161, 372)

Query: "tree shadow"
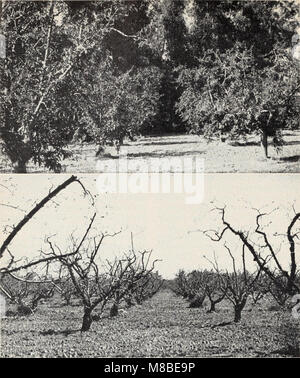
(228, 141, 260, 147)
(126, 150, 205, 159)
(210, 321, 233, 329)
(40, 328, 80, 337)
(139, 140, 201, 147)
(279, 155, 300, 163)
(96, 149, 205, 161)
(282, 140, 300, 146)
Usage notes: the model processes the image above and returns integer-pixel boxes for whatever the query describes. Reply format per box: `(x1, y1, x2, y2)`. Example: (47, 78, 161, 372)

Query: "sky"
(0, 173, 300, 278)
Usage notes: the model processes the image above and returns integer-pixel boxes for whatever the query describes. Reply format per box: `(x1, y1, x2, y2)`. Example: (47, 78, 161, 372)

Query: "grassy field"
(1, 289, 299, 358)
(1, 130, 300, 173)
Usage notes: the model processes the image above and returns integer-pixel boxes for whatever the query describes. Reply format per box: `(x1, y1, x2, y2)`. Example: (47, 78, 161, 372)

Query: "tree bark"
(81, 307, 93, 332)
(189, 294, 205, 308)
(208, 301, 216, 312)
(110, 302, 119, 317)
(234, 304, 243, 322)
(13, 158, 28, 173)
(261, 129, 268, 158)
(0, 175, 78, 259)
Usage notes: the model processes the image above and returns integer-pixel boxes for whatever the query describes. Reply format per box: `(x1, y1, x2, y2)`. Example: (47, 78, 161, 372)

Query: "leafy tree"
(74, 61, 162, 152)
(176, 0, 299, 157)
(139, 0, 187, 134)
(1, 0, 148, 171)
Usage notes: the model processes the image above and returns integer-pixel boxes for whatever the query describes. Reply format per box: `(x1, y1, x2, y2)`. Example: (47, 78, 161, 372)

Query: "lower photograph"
(0, 173, 299, 359)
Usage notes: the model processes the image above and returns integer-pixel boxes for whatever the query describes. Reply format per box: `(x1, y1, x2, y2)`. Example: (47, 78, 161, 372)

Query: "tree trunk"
(189, 294, 205, 308)
(234, 305, 243, 323)
(110, 302, 119, 317)
(125, 297, 133, 308)
(13, 158, 27, 173)
(208, 301, 216, 313)
(261, 129, 268, 158)
(81, 307, 93, 332)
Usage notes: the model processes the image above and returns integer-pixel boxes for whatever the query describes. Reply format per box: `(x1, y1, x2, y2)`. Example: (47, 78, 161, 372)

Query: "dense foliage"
(1, 0, 299, 171)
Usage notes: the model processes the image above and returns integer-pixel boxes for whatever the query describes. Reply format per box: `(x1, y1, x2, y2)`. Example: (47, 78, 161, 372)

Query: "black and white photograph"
(0, 0, 299, 361)
(0, 0, 300, 173)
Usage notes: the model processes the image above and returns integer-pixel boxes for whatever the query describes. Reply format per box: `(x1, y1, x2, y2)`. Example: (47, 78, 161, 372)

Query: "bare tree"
(248, 272, 269, 305)
(45, 220, 159, 331)
(108, 252, 160, 317)
(43, 214, 117, 331)
(201, 271, 227, 312)
(54, 267, 76, 306)
(0, 271, 55, 315)
(173, 270, 206, 308)
(173, 270, 190, 298)
(128, 271, 163, 307)
(186, 270, 207, 308)
(268, 275, 291, 307)
(212, 245, 262, 322)
(202, 206, 300, 295)
(0, 175, 93, 273)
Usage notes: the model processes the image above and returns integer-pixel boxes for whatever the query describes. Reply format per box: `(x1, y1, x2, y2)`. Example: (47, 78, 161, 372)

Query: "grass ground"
(1, 290, 299, 358)
(1, 130, 300, 173)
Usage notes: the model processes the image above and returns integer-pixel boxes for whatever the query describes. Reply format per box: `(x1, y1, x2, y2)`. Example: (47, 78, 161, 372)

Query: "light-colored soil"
(1, 131, 300, 173)
(1, 290, 299, 358)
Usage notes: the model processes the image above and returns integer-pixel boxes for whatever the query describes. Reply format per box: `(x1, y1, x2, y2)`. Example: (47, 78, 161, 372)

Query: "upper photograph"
(0, 0, 299, 173)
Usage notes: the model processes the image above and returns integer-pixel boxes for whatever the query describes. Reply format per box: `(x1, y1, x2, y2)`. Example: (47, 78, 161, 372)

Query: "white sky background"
(0, 173, 300, 278)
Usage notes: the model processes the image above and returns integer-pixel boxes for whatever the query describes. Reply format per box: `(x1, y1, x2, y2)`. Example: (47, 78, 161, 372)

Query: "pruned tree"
(173, 269, 206, 308)
(54, 267, 76, 306)
(173, 269, 190, 298)
(267, 274, 291, 307)
(44, 220, 159, 331)
(186, 270, 207, 308)
(201, 270, 227, 313)
(0, 271, 55, 315)
(248, 272, 269, 305)
(202, 206, 300, 296)
(127, 270, 163, 307)
(108, 251, 160, 317)
(0, 175, 92, 272)
(43, 213, 114, 331)
(212, 245, 262, 323)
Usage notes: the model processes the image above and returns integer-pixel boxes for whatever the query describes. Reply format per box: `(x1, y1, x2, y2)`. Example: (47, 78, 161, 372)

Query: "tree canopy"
(1, 0, 299, 171)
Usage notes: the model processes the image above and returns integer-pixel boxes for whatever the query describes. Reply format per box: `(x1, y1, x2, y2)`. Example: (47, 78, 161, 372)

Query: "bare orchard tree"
(108, 252, 160, 317)
(0, 271, 55, 315)
(212, 245, 262, 323)
(202, 206, 300, 296)
(173, 270, 206, 308)
(54, 266, 77, 306)
(248, 272, 269, 305)
(128, 271, 163, 307)
(173, 268, 226, 312)
(0, 175, 93, 273)
(45, 223, 159, 331)
(200, 270, 227, 313)
(0, 175, 95, 315)
(185, 270, 207, 308)
(267, 274, 291, 307)
(43, 214, 119, 331)
(173, 270, 191, 299)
